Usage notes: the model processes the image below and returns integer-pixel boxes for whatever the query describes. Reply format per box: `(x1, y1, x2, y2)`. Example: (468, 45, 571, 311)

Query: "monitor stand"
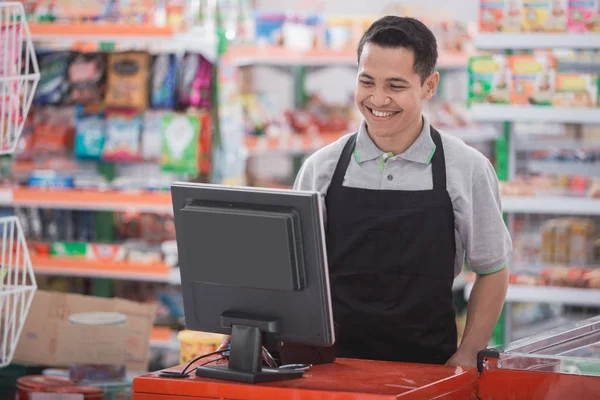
(195, 314, 304, 384)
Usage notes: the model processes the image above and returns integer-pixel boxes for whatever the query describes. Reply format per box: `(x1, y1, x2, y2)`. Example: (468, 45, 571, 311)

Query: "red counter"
(133, 359, 478, 400)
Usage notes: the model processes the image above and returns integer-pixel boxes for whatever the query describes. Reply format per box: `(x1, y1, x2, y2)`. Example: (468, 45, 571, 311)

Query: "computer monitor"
(171, 182, 335, 383)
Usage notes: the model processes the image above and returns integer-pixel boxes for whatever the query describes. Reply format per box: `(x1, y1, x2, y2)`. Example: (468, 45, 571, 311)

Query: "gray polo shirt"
(293, 114, 512, 278)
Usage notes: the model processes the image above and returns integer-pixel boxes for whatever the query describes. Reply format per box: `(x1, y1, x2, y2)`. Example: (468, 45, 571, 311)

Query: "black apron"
(325, 125, 457, 365)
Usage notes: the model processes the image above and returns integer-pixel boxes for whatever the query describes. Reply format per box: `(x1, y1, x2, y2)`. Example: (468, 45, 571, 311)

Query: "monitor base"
(195, 365, 303, 383)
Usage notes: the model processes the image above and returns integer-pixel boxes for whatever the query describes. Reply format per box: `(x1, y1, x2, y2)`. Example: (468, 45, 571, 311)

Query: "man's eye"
(360, 80, 373, 86)
(390, 85, 406, 90)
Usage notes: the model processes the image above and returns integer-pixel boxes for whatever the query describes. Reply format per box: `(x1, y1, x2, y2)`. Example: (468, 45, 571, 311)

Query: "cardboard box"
(13, 290, 157, 371)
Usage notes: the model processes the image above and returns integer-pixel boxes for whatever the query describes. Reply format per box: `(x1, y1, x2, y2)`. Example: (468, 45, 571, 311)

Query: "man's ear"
(423, 71, 439, 100)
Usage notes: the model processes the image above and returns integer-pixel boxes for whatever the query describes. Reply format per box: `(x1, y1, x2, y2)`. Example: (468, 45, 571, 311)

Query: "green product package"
(468, 55, 511, 106)
(161, 113, 200, 175)
(50, 242, 88, 257)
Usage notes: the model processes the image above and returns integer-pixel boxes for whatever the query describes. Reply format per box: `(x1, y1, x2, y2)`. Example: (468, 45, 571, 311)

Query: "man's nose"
(370, 91, 391, 107)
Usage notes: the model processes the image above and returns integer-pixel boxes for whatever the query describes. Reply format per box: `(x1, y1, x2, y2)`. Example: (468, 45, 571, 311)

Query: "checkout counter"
(133, 316, 600, 400)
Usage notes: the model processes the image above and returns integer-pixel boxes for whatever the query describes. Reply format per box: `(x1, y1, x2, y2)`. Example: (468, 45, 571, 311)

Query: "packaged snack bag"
(151, 54, 178, 109)
(74, 104, 105, 159)
(105, 52, 150, 110)
(102, 108, 143, 162)
(68, 52, 106, 104)
(177, 53, 213, 109)
(34, 51, 71, 105)
(161, 112, 200, 175)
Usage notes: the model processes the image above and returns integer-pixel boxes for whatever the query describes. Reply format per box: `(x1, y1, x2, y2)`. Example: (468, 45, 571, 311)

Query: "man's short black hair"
(357, 15, 438, 84)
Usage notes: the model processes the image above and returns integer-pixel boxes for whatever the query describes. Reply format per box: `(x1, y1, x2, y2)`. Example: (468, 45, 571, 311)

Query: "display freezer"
(478, 316, 600, 399)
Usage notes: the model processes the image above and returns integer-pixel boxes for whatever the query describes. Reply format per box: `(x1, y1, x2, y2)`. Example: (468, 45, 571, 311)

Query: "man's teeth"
(371, 109, 395, 118)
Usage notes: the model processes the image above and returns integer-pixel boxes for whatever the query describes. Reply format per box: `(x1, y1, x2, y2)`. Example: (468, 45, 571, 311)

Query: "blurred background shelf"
(465, 282, 600, 307)
(470, 105, 600, 124)
(475, 33, 600, 50)
(28, 254, 176, 283)
(502, 196, 600, 216)
(1, 188, 173, 213)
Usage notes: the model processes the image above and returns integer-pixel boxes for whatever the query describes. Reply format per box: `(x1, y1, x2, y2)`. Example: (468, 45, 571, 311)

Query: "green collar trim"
(426, 144, 437, 165)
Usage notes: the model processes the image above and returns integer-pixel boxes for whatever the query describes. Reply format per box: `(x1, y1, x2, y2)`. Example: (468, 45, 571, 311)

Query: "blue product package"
(151, 54, 177, 109)
(34, 51, 70, 105)
(254, 11, 286, 45)
(27, 171, 74, 189)
(74, 104, 106, 159)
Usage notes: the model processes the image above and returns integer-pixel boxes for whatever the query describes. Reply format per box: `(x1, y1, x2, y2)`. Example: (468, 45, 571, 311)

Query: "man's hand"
(445, 347, 478, 368)
(217, 335, 231, 351)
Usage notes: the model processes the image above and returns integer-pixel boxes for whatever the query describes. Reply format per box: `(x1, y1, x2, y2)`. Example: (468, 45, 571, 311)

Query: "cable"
(177, 349, 229, 377)
(199, 356, 227, 367)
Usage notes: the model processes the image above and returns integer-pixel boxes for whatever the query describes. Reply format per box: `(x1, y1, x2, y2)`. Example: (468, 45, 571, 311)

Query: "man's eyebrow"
(358, 72, 374, 80)
(386, 77, 410, 84)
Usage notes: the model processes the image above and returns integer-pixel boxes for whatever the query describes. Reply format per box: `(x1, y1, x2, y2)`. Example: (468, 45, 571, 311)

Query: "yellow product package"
(523, 0, 569, 31)
(178, 330, 223, 364)
(554, 73, 599, 107)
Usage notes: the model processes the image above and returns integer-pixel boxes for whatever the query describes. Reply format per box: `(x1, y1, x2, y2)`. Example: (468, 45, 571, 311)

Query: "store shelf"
(475, 33, 600, 50)
(227, 45, 469, 69)
(29, 23, 217, 60)
(443, 125, 500, 142)
(0, 187, 173, 213)
(28, 254, 175, 282)
(557, 60, 600, 74)
(245, 131, 345, 154)
(529, 161, 600, 178)
(502, 195, 600, 215)
(465, 282, 600, 307)
(516, 138, 600, 151)
(470, 104, 600, 124)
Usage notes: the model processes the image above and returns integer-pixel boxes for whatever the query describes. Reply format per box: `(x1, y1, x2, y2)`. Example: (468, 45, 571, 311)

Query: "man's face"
(355, 43, 436, 140)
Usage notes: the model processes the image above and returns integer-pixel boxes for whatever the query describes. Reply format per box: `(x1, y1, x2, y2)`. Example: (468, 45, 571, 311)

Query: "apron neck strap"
(429, 127, 447, 191)
(330, 127, 447, 190)
(330, 133, 357, 187)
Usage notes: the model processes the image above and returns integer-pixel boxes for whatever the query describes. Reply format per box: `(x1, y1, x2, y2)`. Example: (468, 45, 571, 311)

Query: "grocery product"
(178, 330, 223, 364)
(479, 0, 523, 32)
(468, 55, 512, 105)
(142, 110, 166, 160)
(151, 53, 178, 109)
(509, 54, 555, 106)
(34, 51, 70, 105)
(68, 52, 106, 104)
(161, 113, 200, 175)
(568, 0, 600, 32)
(74, 104, 105, 159)
(522, 0, 568, 32)
(102, 109, 143, 162)
(177, 53, 213, 109)
(105, 52, 150, 110)
(554, 73, 599, 107)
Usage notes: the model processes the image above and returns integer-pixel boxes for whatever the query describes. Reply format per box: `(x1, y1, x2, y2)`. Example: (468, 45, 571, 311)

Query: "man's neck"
(367, 115, 424, 156)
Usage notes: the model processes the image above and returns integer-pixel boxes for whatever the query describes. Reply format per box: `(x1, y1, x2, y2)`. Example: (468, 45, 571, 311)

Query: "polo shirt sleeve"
(459, 159, 512, 275)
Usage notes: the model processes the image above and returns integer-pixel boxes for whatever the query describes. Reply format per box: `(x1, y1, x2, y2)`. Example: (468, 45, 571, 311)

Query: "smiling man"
(294, 16, 511, 367)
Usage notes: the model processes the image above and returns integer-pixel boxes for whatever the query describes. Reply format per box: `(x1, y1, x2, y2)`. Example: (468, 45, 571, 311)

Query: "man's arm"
(447, 268, 508, 367)
(449, 156, 512, 367)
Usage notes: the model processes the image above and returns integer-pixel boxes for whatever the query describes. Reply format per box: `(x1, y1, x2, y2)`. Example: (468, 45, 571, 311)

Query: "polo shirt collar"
(354, 114, 437, 165)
